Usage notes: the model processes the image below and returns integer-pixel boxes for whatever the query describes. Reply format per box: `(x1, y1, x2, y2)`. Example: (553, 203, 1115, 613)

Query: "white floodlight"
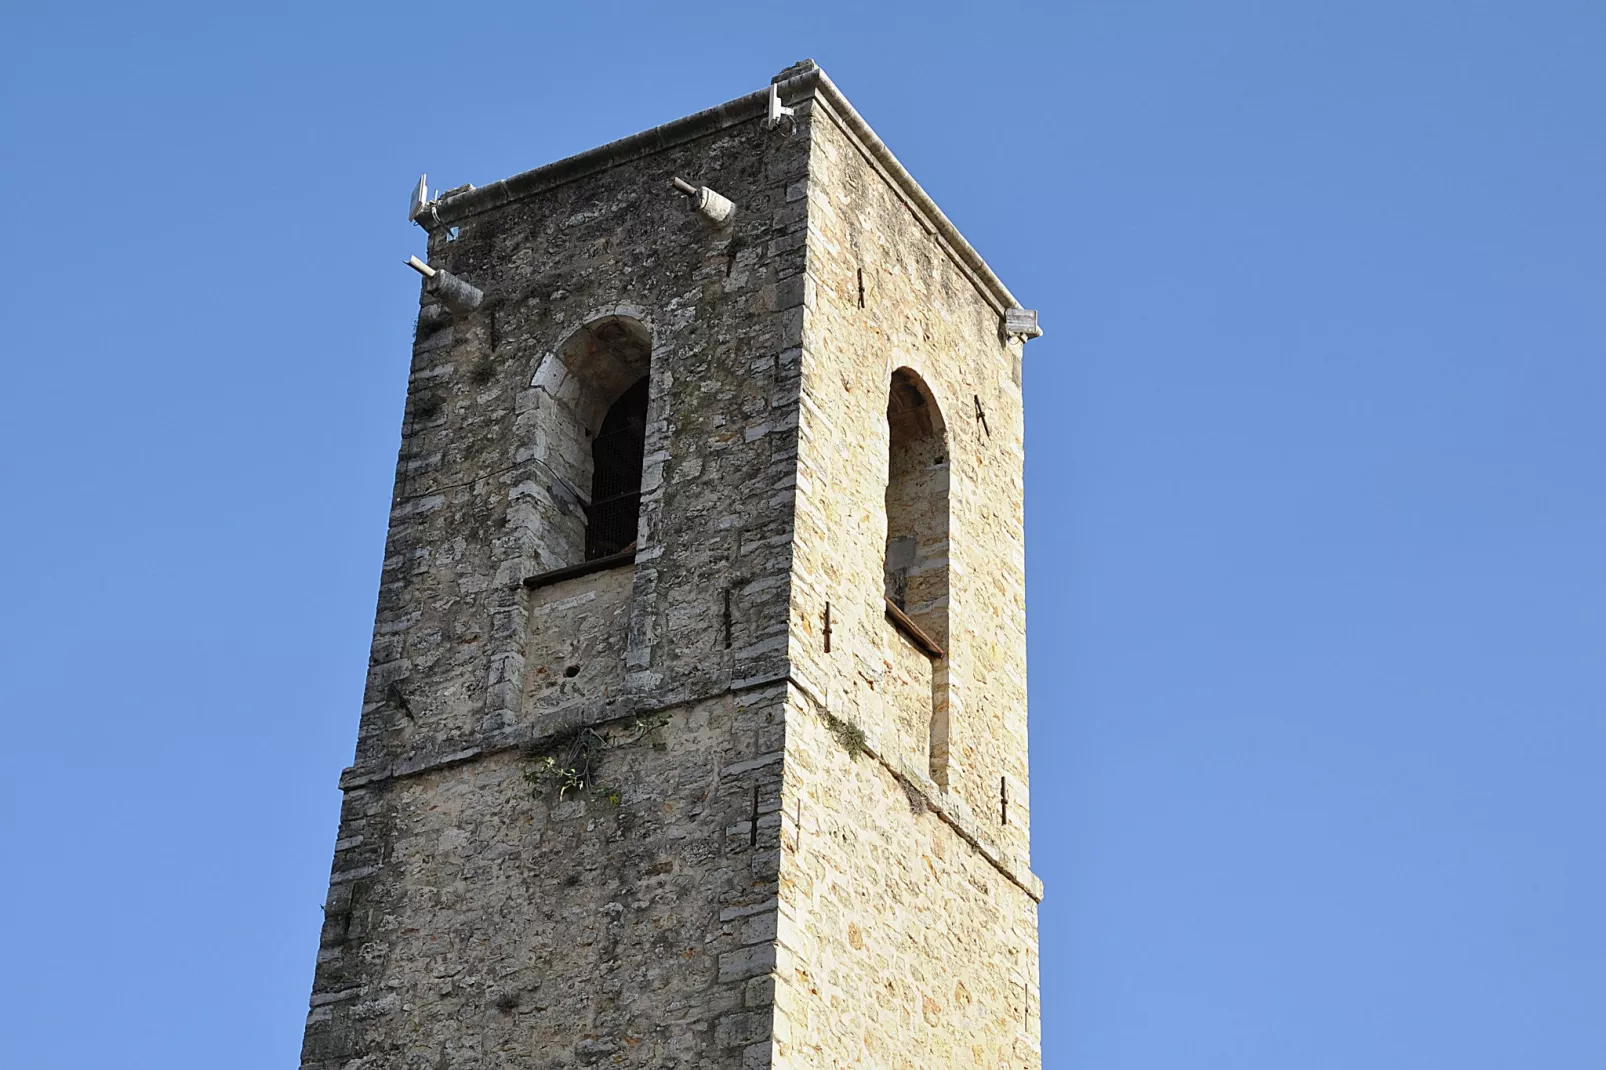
(767, 83, 795, 130)
(408, 174, 430, 223)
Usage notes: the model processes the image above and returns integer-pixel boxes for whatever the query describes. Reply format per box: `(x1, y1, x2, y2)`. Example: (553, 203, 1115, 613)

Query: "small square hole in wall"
(445, 226, 460, 242)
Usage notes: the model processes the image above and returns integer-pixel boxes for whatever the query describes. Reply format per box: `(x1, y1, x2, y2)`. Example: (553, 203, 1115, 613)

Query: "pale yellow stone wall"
(774, 96, 1040, 1068)
(880, 627, 936, 775)
(773, 690, 1040, 1069)
(787, 97, 1033, 880)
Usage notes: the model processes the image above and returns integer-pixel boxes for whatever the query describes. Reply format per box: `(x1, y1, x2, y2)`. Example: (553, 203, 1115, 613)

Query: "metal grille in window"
(585, 377, 649, 560)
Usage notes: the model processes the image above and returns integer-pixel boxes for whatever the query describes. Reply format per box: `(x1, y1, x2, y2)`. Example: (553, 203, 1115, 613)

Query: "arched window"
(585, 376, 648, 560)
(526, 315, 653, 572)
(884, 367, 951, 782)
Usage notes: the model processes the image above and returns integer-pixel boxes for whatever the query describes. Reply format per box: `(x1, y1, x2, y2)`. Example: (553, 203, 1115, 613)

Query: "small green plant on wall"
(825, 711, 867, 758)
(523, 715, 671, 805)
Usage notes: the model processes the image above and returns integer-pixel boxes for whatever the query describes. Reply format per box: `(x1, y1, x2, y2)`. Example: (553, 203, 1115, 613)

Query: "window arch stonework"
(526, 314, 653, 570)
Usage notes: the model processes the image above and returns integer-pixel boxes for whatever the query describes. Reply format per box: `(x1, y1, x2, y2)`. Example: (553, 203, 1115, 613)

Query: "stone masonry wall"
(523, 564, 633, 720)
(785, 94, 1034, 869)
(773, 691, 1041, 1068)
(302, 103, 813, 1068)
(308, 688, 787, 1069)
(774, 93, 1041, 1067)
(301, 66, 1042, 1070)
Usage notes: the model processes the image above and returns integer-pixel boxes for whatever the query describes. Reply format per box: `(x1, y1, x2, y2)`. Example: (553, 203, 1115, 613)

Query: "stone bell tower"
(299, 60, 1045, 1069)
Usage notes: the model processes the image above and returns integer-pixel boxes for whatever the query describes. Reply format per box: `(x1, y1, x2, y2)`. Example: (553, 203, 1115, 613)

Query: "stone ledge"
(338, 672, 796, 792)
(521, 547, 636, 589)
(785, 681, 1045, 904)
(334, 671, 1044, 904)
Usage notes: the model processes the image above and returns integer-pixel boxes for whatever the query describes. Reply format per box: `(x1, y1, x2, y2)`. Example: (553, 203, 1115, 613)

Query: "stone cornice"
(337, 671, 796, 793)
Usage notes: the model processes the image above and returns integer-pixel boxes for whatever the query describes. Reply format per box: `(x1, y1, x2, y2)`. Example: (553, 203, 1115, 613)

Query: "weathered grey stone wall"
(523, 565, 632, 719)
(368, 116, 809, 761)
(309, 688, 786, 1069)
(303, 102, 812, 1068)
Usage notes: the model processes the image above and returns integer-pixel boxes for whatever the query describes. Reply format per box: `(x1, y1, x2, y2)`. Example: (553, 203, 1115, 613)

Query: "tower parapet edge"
(300, 62, 1041, 1070)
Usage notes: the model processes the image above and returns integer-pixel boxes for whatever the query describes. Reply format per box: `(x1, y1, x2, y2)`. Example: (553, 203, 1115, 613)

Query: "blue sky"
(3, 2, 1603, 1066)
